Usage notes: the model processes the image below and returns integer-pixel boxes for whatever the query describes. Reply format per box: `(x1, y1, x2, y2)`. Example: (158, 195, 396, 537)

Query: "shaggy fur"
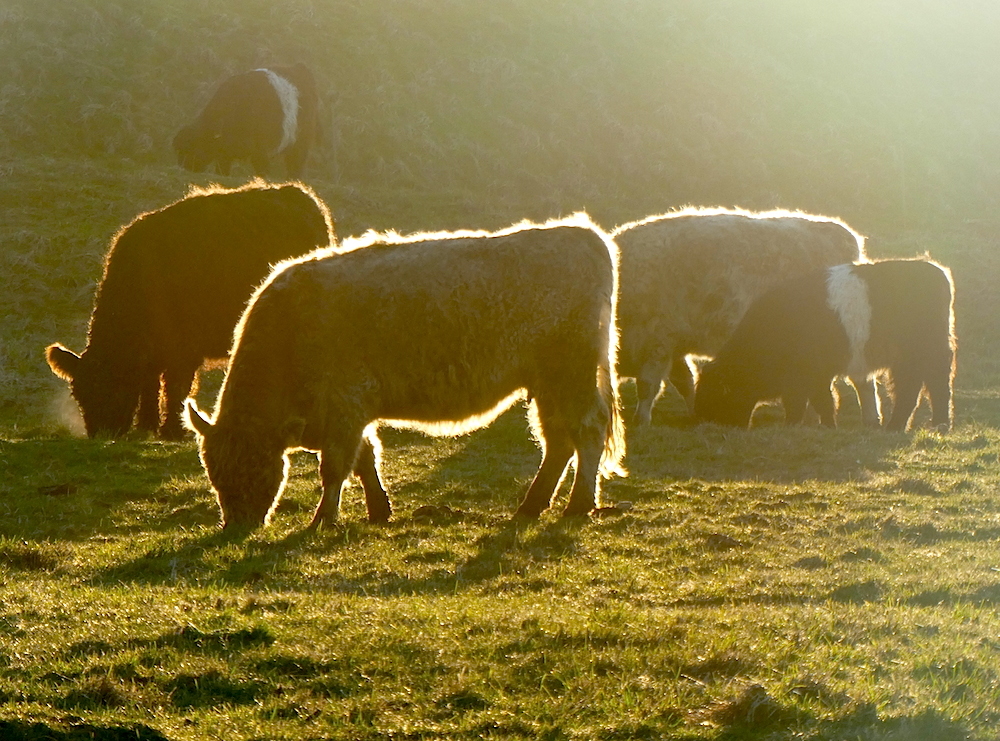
(611, 207, 866, 424)
(694, 258, 956, 431)
(47, 181, 332, 439)
(173, 63, 319, 178)
(184, 214, 627, 529)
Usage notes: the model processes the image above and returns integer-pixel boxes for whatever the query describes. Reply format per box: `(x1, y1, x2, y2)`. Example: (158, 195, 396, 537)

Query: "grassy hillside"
(5, 2, 1000, 739)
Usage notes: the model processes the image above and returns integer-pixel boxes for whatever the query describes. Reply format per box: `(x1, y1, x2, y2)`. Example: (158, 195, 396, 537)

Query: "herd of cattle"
(45, 66, 957, 529)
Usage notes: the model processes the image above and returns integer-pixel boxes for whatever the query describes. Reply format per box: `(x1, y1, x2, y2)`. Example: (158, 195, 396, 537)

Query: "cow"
(46, 180, 333, 440)
(173, 63, 319, 179)
(693, 258, 956, 431)
(183, 214, 627, 530)
(610, 208, 866, 425)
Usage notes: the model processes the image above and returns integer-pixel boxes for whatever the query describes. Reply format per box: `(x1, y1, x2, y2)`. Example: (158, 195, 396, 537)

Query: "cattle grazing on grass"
(46, 181, 333, 440)
(693, 258, 956, 431)
(173, 63, 319, 178)
(183, 214, 627, 529)
(611, 208, 866, 424)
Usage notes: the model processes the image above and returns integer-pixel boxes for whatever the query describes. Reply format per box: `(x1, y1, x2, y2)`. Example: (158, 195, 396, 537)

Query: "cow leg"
(783, 388, 809, 425)
(353, 435, 391, 523)
(849, 373, 882, 427)
(311, 450, 352, 529)
(924, 361, 954, 431)
(634, 358, 669, 426)
(514, 402, 574, 519)
(134, 371, 161, 434)
(311, 430, 367, 529)
(160, 363, 200, 441)
(669, 355, 697, 416)
(562, 392, 613, 518)
(883, 371, 923, 432)
(563, 442, 603, 517)
(807, 384, 838, 427)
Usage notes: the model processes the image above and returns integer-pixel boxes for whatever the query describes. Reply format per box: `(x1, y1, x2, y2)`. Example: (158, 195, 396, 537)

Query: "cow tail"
(598, 352, 628, 479)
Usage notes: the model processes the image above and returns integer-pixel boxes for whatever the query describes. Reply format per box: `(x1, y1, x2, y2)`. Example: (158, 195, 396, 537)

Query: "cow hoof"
(307, 513, 339, 531)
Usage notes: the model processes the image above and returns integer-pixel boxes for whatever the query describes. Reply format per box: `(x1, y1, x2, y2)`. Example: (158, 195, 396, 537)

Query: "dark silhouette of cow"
(694, 258, 956, 431)
(184, 214, 627, 530)
(173, 63, 319, 178)
(46, 181, 332, 440)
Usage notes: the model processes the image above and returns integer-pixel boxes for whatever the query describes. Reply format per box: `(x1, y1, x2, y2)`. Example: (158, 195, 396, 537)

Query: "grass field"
(5, 2, 1000, 739)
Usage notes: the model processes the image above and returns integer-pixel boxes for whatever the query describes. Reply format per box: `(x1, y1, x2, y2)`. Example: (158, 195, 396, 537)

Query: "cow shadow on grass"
(394, 383, 928, 500)
(88, 507, 588, 595)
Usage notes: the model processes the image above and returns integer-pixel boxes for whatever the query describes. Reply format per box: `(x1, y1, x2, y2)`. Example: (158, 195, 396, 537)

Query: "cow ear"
(46, 344, 81, 381)
(183, 399, 214, 438)
(280, 417, 306, 446)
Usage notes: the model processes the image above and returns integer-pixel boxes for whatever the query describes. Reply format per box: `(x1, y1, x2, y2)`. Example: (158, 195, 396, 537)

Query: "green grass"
(5, 396, 1000, 739)
(6, 1, 1000, 738)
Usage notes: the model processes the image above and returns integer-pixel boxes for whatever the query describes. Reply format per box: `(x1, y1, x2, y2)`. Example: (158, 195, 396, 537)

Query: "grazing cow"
(611, 208, 866, 424)
(46, 181, 332, 440)
(173, 63, 319, 178)
(183, 214, 627, 529)
(694, 258, 956, 431)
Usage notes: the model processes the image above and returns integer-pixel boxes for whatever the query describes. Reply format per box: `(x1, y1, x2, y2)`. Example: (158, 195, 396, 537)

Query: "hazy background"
(3, 0, 1000, 419)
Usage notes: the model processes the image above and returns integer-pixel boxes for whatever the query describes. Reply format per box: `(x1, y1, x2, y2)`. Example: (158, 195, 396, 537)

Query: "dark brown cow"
(46, 181, 332, 440)
(184, 214, 627, 529)
(694, 258, 956, 431)
(173, 63, 319, 178)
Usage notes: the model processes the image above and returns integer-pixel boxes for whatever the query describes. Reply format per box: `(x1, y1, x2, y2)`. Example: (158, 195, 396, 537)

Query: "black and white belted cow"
(173, 63, 319, 178)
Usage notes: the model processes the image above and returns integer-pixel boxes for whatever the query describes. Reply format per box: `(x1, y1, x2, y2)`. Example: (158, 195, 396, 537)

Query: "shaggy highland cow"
(694, 258, 956, 431)
(173, 63, 319, 178)
(611, 208, 866, 424)
(47, 181, 332, 440)
(184, 214, 627, 529)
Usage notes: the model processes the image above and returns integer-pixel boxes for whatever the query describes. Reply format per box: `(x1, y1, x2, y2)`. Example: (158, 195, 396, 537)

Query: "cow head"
(693, 361, 757, 428)
(46, 344, 140, 438)
(172, 125, 214, 173)
(185, 399, 301, 529)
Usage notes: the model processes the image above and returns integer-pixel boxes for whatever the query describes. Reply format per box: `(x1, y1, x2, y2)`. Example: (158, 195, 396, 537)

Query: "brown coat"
(47, 181, 332, 439)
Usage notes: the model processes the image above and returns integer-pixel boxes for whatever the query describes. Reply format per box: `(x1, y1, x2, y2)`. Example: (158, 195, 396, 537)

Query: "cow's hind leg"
(353, 434, 391, 523)
(135, 371, 161, 434)
(513, 401, 574, 519)
(160, 362, 200, 441)
(924, 355, 954, 431)
(562, 392, 613, 518)
(883, 369, 923, 432)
